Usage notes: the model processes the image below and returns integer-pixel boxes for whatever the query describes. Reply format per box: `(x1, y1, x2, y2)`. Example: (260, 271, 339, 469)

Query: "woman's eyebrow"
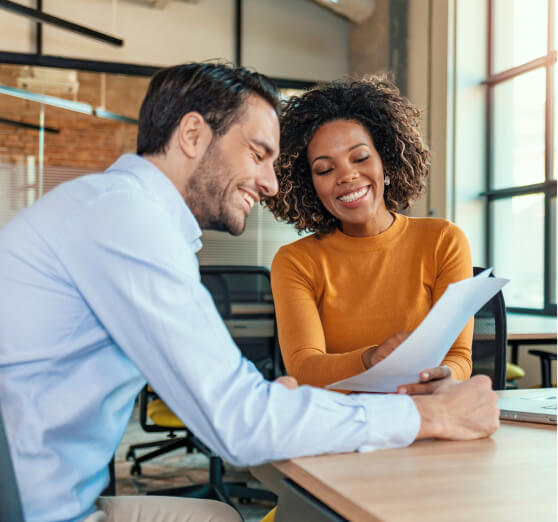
(310, 155, 330, 166)
(310, 143, 367, 166)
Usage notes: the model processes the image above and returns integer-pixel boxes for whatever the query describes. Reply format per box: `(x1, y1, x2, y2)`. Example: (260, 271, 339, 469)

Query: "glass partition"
(0, 64, 144, 226)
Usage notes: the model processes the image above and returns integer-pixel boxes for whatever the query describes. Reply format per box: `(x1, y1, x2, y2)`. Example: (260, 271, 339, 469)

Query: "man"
(0, 63, 498, 522)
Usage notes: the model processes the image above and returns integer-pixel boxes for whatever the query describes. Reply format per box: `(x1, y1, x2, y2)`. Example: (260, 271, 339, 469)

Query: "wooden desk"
(252, 417, 556, 521)
(507, 313, 557, 365)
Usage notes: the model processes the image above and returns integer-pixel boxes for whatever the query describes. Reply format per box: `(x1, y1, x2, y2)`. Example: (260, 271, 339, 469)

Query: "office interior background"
(0, 0, 556, 387)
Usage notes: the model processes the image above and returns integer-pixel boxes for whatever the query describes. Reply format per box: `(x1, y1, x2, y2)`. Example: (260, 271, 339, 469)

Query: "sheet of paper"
(326, 268, 509, 393)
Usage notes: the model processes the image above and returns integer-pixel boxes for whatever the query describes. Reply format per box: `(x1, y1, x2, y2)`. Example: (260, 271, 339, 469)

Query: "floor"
(114, 407, 274, 522)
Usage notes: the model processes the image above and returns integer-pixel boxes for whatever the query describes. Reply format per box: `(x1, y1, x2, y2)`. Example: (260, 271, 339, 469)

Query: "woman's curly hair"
(264, 74, 431, 236)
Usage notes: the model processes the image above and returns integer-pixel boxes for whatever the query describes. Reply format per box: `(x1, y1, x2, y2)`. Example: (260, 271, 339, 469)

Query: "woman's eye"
(315, 167, 333, 175)
(354, 155, 369, 163)
(252, 151, 263, 162)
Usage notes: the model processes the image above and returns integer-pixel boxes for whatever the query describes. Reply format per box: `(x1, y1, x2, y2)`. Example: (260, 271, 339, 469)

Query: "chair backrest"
(0, 407, 25, 522)
(200, 265, 282, 380)
(471, 266, 507, 390)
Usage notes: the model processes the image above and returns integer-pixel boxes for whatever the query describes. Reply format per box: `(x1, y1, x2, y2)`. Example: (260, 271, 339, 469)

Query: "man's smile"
(239, 188, 257, 210)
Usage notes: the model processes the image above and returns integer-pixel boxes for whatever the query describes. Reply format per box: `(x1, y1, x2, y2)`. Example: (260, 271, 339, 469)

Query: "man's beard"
(184, 141, 247, 236)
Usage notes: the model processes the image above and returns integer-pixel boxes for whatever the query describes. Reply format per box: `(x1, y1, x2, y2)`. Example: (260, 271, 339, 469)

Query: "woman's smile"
(336, 184, 371, 207)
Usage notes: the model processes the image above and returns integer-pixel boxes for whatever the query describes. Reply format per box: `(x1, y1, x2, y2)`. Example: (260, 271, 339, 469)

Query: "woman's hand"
(397, 365, 455, 395)
(361, 332, 411, 369)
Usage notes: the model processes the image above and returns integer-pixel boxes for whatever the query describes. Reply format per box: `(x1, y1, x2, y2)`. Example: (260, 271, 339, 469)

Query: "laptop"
(498, 388, 557, 425)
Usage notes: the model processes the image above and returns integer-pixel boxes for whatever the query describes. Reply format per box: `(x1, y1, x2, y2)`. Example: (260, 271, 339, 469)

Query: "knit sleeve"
(271, 245, 368, 388)
(434, 223, 473, 380)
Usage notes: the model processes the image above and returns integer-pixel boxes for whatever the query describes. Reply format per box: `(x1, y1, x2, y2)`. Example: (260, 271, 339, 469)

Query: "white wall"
(41, 0, 235, 65)
(0, 0, 348, 80)
(243, 0, 349, 81)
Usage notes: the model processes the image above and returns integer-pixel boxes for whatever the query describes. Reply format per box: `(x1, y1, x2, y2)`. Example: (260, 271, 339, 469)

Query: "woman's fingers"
(420, 365, 452, 382)
(398, 366, 454, 395)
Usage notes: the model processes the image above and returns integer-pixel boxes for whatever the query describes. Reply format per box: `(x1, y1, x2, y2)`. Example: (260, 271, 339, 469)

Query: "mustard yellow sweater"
(271, 213, 473, 388)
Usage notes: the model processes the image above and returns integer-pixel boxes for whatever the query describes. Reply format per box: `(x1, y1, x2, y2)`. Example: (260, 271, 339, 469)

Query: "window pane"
(491, 194, 545, 308)
(493, 0, 548, 74)
(551, 196, 556, 305)
(492, 69, 546, 189)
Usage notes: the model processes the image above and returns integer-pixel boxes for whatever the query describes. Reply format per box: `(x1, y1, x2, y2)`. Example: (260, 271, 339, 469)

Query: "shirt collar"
(105, 154, 202, 252)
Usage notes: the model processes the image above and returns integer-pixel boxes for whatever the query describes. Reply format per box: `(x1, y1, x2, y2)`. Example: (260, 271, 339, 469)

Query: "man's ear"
(177, 112, 212, 159)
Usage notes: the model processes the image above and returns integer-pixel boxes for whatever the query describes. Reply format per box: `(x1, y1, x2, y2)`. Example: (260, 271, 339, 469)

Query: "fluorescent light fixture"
(0, 83, 92, 114)
(0, 84, 138, 124)
(94, 107, 138, 125)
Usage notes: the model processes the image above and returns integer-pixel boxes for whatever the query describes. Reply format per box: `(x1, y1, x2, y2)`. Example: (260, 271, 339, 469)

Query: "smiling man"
(0, 63, 499, 522)
(141, 77, 279, 236)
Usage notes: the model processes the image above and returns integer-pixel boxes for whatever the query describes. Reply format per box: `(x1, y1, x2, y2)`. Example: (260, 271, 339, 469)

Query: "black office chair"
(471, 266, 507, 390)
(0, 407, 25, 522)
(136, 266, 280, 509)
(200, 265, 282, 380)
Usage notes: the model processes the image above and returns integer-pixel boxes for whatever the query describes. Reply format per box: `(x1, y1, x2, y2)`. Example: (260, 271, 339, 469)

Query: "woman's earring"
(384, 176, 391, 186)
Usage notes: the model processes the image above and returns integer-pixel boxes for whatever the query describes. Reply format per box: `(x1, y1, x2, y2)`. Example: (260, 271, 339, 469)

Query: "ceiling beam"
(0, 0, 123, 46)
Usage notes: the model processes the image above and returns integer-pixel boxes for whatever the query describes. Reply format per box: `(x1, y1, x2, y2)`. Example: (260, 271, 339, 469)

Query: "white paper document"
(326, 268, 509, 393)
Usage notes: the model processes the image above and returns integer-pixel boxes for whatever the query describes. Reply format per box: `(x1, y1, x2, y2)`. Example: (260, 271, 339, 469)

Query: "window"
(486, 0, 557, 315)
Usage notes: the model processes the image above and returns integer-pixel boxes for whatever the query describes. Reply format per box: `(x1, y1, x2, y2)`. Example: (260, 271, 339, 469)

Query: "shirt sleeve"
(434, 223, 474, 380)
(58, 190, 420, 465)
(271, 247, 370, 388)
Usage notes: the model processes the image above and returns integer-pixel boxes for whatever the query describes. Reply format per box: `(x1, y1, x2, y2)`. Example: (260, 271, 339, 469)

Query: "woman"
(266, 75, 472, 390)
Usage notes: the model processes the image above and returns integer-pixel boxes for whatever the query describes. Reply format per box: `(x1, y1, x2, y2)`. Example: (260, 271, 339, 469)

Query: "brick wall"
(0, 64, 150, 171)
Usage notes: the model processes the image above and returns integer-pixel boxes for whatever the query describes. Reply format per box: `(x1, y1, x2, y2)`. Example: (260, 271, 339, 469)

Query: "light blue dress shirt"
(0, 154, 420, 521)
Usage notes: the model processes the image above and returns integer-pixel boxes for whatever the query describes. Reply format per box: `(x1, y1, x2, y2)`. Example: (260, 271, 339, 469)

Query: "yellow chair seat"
(506, 362, 525, 381)
(146, 399, 185, 428)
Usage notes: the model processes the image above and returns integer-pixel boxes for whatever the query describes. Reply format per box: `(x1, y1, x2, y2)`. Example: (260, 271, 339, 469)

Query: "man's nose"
(258, 162, 279, 197)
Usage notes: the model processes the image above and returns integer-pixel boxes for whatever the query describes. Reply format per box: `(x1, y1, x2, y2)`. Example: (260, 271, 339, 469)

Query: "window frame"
(485, 0, 557, 316)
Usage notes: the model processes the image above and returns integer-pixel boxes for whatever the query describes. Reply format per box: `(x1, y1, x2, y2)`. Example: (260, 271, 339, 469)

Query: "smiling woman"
(266, 75, 474, 390)
(308, 119, 394, 238)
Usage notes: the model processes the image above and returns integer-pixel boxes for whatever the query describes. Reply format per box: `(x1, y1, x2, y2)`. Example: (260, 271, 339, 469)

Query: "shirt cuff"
(355, 394, 420, 452)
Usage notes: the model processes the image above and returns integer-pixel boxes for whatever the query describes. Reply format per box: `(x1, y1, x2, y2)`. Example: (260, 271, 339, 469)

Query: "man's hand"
(362, 332, 410, 369)
(413, 375, 500, 441)
(274, 376, 298, 390)
(397, 365, 454, 395)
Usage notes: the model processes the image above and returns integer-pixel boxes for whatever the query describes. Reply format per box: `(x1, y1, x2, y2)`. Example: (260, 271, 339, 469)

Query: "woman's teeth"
(338, 186, 368, 203)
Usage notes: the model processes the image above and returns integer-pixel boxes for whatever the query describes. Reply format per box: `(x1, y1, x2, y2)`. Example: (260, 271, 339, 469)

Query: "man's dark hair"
(137, 62, 281, 155)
